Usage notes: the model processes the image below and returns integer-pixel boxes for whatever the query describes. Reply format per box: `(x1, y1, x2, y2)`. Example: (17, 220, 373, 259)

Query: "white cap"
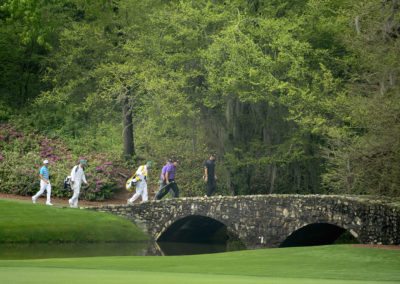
(43, 159, 49, 164)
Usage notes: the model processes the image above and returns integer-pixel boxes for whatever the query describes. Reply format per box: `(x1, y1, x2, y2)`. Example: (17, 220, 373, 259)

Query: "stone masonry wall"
(89, 195, 400, 248)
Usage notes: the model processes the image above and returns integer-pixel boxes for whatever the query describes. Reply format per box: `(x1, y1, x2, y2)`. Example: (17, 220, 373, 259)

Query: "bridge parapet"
(88, 195, 400, 248)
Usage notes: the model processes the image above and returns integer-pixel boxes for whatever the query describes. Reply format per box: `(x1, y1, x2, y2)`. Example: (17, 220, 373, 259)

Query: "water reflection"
(0, 242, 149, 259)
(0, 241, 245, 259)
(153, 242, 227, 256)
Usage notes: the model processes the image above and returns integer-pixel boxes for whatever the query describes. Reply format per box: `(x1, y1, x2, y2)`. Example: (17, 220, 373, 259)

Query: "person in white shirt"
(68, 159, 88, 208)
(127, 161, 152, 205)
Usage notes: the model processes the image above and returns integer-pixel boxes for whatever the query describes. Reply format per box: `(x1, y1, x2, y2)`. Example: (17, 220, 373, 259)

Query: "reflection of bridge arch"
(280, 222, 359, 247)
(90, 195, 400, 248)
(156, 214, 241, 244)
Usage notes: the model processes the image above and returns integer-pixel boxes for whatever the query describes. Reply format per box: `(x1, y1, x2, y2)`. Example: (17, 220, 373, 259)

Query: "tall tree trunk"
(269, 164, 277, 194)
(122, 97, 135, 160)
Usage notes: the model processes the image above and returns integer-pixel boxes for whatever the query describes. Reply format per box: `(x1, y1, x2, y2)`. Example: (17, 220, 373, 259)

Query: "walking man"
(154, 159, 171, 200)
(32, 159, 53, 206)
(127, 161, 152, 204)
(155, 159, 179, 200)
(68, 159, 88, 208)
(203, 154, 217, 197)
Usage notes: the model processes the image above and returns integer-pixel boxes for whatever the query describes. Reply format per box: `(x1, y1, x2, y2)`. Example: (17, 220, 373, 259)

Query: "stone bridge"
(90, 195, 400, 248)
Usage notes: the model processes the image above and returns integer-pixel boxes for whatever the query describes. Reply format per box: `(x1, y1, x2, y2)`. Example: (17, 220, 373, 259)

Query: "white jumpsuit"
(69, 165, 87, 208)
(128, 165, 148, 204)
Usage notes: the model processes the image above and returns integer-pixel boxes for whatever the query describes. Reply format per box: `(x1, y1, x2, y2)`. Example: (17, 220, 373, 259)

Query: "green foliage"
(0, 123, 129, 200)
(320, 0, 400, 197)
(1, 0, 399, 197)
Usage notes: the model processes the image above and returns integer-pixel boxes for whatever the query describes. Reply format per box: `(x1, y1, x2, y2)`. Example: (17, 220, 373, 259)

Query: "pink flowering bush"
(0, 123, 128, 201)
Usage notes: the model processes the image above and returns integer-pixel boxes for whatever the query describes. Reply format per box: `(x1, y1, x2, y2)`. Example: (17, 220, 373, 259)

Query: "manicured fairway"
(1, 267, 395, 284)
(1, 245, 399, 284)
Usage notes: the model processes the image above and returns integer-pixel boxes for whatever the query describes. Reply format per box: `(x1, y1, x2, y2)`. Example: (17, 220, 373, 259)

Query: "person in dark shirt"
(203, 154, 217, 197)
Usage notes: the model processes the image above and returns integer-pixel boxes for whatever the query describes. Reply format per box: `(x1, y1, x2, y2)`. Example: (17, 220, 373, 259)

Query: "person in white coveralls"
(68, 159, 89, 208)
(127, 161, 152, 204)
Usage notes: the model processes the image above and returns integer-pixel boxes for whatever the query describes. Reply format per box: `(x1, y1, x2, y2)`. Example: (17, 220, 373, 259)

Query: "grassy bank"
(0, 199, 148, 242)
(1, 198, 399, 283)
(0, 245, 399, 283)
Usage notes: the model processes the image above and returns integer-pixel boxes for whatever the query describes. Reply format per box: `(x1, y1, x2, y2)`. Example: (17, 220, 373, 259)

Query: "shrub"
(0, 123, 128, 201)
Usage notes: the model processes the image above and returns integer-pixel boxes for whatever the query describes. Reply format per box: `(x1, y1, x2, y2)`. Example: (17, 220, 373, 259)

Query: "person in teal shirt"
(32, 159, 53, 206)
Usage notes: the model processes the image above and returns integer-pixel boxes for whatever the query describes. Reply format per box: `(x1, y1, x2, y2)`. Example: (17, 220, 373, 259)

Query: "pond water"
(0, 241, 246, 259)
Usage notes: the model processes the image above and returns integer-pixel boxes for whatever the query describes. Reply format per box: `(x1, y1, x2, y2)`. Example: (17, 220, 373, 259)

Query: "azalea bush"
(0, 123, 128, 201)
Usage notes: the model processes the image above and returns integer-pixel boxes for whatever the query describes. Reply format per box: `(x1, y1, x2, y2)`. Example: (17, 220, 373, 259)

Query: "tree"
(321, 0, 400, 196)
(2, 0, 399, 198)
(0, 0, 62, 110)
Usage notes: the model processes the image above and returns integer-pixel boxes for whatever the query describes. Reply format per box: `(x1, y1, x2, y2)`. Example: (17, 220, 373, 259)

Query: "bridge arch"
(90, 195, 400, 248)
(279, 222, 360, 247)
(156, 214, 242, 245)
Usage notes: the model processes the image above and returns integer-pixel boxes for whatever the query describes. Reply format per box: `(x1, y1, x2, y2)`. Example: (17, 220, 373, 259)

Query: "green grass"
(0, 199, 148, 242)
(0, 199, 399, 283)
(0, 245, 399, 283)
